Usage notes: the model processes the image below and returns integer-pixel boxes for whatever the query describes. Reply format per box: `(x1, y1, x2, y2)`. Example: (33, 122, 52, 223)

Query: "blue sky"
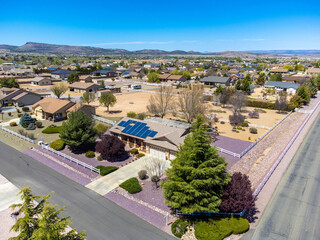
(1, 0, 320, 52)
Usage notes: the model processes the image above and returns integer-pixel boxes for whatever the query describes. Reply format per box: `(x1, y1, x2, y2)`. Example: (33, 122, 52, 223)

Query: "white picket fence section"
(216, 147, 240, 158)
(253, 99, 320, 198)
(41, 144, 100, 174)
(92, 115, 116, 126)
(0, 126, 35, 143)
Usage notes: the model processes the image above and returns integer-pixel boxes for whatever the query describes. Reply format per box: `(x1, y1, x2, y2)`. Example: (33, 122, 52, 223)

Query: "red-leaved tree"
(95, 135, 125, 160)
(219, 172, 255, 213)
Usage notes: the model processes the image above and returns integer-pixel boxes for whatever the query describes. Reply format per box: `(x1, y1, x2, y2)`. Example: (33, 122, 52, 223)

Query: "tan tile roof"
(32, 97, 75, 114)
(68, 82, 98, 89)
(270, 68, 289, 73)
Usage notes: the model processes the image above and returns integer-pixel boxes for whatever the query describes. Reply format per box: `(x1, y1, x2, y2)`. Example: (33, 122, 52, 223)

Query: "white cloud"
(242, 38, 265, 41)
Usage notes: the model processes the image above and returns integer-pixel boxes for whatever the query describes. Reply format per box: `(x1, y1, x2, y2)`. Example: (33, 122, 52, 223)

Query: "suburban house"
(264, 81, 300, 94)
(51, 69, 75, 79)
(79, 75, 93, 83)
(200, 76, 232, 87)
(0, 88, 42, 107)
(32, 97, 75, 121)
(91, 70, 117, 78)
(282, 75, 310, 84)
(66, 102, 96, 116)
(269, 68, 289, 74)
(68, 82, 100, 93)
(109, 117, 191, 160)
(97, 87, 121, 97)
(306, 68, 320, 75)
(158, 74, 187, 82)
(122, 72, 139, 79)
(31, 77, 52, 86)
(11, 91, 42, 106)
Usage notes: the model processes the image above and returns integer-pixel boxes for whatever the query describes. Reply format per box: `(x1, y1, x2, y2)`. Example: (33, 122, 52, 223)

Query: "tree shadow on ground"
(105, 151, 131, 162)
(244, 207, 259, 223)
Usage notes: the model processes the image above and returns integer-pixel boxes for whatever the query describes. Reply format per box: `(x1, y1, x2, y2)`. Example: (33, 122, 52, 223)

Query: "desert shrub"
(127, 111, 137, 118)
(42, 126, 62, 134)
(137, 153, 145, 158)
(130, 148, 139, 155)
(248, 110, 259, 119)
(241, 122, 249, 127)
(8, 112, 12, 117)
(249, 127, 257, 134)
(35, 121, 43, 128)
(18, 104, 24, 107)
(95, 135, 125, 159)
(119, 177, 142, 194)
(10, 122, 17, 127)
(94, 123, 109, 135)
(27, 133, 34, 139)
(96, 166, 118, 176)
(8, 103, 12, 106)
(236, 126, 242, 130)
(18, 129, 26, 136)
(49, 139, 65, 151)
(85, 151, 95, 158)
(136, 112, 146, 120)
(248, 137, 251, 140)
(97, 156, 103, 161)
(138, 170, 148, 180)
(171, 219, 188, 238)
(220, 121, 225, 124)
(26, 123, 36, 130)
(22, 107, 30, 112)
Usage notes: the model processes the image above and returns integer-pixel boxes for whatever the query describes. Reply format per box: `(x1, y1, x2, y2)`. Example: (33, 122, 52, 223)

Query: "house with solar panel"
(109, 117, 191, 160)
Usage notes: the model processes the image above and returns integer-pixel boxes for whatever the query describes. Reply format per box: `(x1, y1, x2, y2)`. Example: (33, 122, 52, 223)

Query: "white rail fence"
(41, 144, 100, 174)
(92, 115, 116, 126)
(0, 126, 35, 143)
(253, 99, 320, 198)
(216, 147, 240, 158)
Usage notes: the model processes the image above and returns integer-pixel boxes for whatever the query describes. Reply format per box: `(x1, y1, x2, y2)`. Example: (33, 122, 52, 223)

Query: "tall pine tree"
(162, 115, 230, 213)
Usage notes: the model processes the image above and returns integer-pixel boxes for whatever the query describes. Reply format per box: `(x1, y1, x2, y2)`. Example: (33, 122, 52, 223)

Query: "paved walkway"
(86, 156, 170, 195)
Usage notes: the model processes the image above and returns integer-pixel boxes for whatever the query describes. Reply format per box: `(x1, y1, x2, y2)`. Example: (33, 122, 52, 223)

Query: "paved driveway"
(242, 113, 320, 240)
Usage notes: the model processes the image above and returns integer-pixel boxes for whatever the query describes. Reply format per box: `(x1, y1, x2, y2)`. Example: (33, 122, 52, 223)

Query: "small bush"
(137, 153, 145, 158)
(49, 139, 65, 151)
(236, 126, 242, 130)
(94, 123, 109, 135)
(171, 219, 188, 238)
(42, 126, 62, 134)
(18, 104, 24, 107)
(130, 148, 139, 155)
(22, 107, 30, 112)
(18, 113, 23, 118)
(220, 121, 225, 124)
(127, 111, 137, 118)
(97, 156, 103, 161)
(8, 103, 12, 106)
(248, 110, 259, 119)
(18, 129, 26, 136)
(119, 177, 142, 194)
(248, 137, 251, 140)
(35, 121, 43, 128)
(26, 123, 36, 130)
(8, 112, 12, 117)
(249, 127, 258, 134)
(96, 166, 118, 176)
(136, 112, 146, 120)
(10, 122, 17, 127)
(27, 133, 34, 139)
(241, 122, 249, 127)
(138, 170, 148, 180)
(85, 151, 95, 158)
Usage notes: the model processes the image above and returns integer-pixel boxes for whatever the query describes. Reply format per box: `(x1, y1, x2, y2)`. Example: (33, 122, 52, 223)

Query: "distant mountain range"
(0, 42, 319, 57)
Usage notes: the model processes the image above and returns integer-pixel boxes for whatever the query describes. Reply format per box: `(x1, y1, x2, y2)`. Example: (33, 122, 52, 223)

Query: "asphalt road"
(243, 113, 320, 240)
(0, 141, 174, 240)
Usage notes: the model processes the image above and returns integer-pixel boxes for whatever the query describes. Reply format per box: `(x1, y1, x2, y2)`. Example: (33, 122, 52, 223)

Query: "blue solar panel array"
(118, 120, 158, 139)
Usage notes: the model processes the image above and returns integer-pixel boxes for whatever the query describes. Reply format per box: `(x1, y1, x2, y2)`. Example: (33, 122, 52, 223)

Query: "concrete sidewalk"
(0, 175, 21, 212)
(86, 156, 170, 195)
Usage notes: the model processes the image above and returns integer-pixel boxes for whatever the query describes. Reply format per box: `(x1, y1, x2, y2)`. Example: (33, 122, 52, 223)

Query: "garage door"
(149, 146, 166, 160)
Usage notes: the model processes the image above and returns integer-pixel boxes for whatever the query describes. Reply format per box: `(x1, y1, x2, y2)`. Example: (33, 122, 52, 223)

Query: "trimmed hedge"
(49, 139, 65, 151)
(10, 122, 17, 127)
(96, 166, 118, 176)
(119, 177, 142, 194)
(137, 153, 145, 158)
(97, 156, 103, 161)
(42, 126, 62, 134)
(94, 123, 109, 135)
(85, 151, 95, 158)
(194, 217, 249, 240)
(247, 99, 275, 110)
(171, 219, 188, 238)
(130, 148, 139, 155)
